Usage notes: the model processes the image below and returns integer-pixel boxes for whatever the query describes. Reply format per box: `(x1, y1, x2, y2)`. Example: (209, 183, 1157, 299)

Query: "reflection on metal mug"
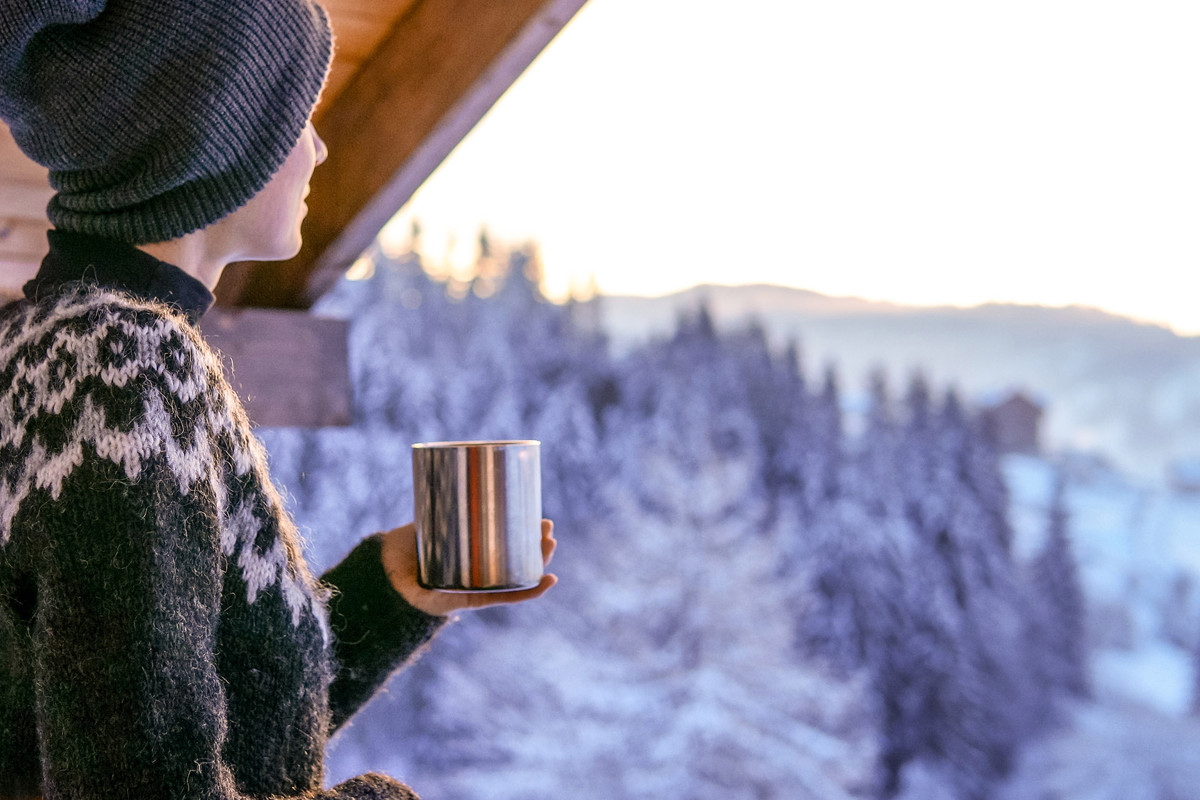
(412, 440, 543, 592)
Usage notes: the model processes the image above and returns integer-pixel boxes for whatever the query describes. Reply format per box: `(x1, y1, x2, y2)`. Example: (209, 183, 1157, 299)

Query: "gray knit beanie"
(0, 0, 334, 244)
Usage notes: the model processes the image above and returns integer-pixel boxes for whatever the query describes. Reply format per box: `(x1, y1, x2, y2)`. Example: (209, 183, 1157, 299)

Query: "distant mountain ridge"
(597, 284, 1200, 479)
(602, 282, 1188, 329)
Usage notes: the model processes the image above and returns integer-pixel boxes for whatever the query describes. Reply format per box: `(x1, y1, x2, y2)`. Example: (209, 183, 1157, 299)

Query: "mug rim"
(412, 439, 540, 449)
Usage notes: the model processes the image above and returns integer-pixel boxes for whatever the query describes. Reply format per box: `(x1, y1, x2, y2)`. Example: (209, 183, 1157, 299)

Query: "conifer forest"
(259, 243, 1113, 800)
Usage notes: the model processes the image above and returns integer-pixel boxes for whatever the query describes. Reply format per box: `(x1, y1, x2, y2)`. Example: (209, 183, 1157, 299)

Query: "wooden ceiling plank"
(0, 218, 50, 259)
(230, 0, 589, 308)
(0, 181, 54, 222)
(0, 129, 49, 183)
(320, 0, 415, 24)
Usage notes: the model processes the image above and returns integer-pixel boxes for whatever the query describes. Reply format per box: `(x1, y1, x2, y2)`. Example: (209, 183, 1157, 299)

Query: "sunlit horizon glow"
(371, 0, 1200, 337)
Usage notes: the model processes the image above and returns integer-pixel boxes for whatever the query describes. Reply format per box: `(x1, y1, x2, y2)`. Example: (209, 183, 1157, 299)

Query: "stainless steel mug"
(412, 440, 543, 591)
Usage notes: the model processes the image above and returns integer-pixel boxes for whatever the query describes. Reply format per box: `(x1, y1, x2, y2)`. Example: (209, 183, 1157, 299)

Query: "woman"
(0, 1, 555, 798)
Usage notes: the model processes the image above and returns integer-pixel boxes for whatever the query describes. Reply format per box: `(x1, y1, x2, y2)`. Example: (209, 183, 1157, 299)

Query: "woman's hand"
(379, 519, 558, 617)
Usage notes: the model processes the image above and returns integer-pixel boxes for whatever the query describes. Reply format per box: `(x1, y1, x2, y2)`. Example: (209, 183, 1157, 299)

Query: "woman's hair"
(0, 0, 334, 245)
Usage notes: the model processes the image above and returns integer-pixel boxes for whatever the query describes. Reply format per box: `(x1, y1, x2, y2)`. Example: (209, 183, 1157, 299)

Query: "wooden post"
(200, 308, 352, 428)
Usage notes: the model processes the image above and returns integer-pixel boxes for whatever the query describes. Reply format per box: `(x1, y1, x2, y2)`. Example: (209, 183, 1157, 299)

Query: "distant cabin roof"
(977, 388, 1048, 411)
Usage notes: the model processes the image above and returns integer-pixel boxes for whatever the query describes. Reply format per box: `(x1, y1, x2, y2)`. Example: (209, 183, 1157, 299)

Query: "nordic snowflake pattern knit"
(0, 241, 444, 799)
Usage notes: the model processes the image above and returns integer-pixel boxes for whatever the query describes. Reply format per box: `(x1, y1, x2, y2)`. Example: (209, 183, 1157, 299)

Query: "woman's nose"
(312, 125, 328, 166)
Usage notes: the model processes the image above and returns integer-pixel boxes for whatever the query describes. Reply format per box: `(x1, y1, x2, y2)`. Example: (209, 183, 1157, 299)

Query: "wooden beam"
(222, 0, 588, 309)
(199, 308, 352, 428)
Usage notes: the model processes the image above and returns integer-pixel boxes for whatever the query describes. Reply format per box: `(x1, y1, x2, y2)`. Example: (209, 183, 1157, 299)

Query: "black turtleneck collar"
(23, 229, 215, 324)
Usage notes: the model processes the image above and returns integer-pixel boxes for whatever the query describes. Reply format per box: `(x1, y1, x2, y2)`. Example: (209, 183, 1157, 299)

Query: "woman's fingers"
(541, 518, 557, 567)
(384, 518, 559, 616)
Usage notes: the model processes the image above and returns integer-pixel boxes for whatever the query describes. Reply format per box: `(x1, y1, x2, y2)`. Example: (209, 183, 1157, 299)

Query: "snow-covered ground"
(999, 701, 1200, 800)
(1001, 454, 1200, 798)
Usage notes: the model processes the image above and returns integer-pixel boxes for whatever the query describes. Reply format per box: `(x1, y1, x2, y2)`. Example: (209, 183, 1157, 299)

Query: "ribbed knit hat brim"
(0, 0, 334, 244)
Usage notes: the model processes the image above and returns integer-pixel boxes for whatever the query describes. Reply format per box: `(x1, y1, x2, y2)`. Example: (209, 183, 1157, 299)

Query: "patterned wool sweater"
(0, 231, 445, 799)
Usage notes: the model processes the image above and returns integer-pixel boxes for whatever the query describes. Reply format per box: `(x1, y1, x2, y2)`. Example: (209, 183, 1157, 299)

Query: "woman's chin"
(250, 232, 303, 263)
(284, 232, 303, 260)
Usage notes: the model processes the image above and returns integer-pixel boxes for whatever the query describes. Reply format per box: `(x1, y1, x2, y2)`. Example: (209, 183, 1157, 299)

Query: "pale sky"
(377, 0, 1200, 336)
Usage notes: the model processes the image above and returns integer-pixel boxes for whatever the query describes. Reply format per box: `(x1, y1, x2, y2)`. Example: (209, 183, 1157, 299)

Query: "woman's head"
(206, 121, 329, 264)
(0, 0, 335, 246)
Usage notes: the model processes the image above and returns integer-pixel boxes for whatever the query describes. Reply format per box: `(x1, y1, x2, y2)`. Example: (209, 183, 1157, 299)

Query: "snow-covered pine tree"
(855, 368, 906, 523)
(865, 382, 1044, 796)
(1030, 474, 1090, 700)
(723, 321, 801, 516)
(1193, 632, 1200, 716)
(837, 371, 946, 795)
(896, 371, 944, 546)
(799, 365, 843, 515)
(959, 394, 1014, 554)
(793, 365, 894, 679)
